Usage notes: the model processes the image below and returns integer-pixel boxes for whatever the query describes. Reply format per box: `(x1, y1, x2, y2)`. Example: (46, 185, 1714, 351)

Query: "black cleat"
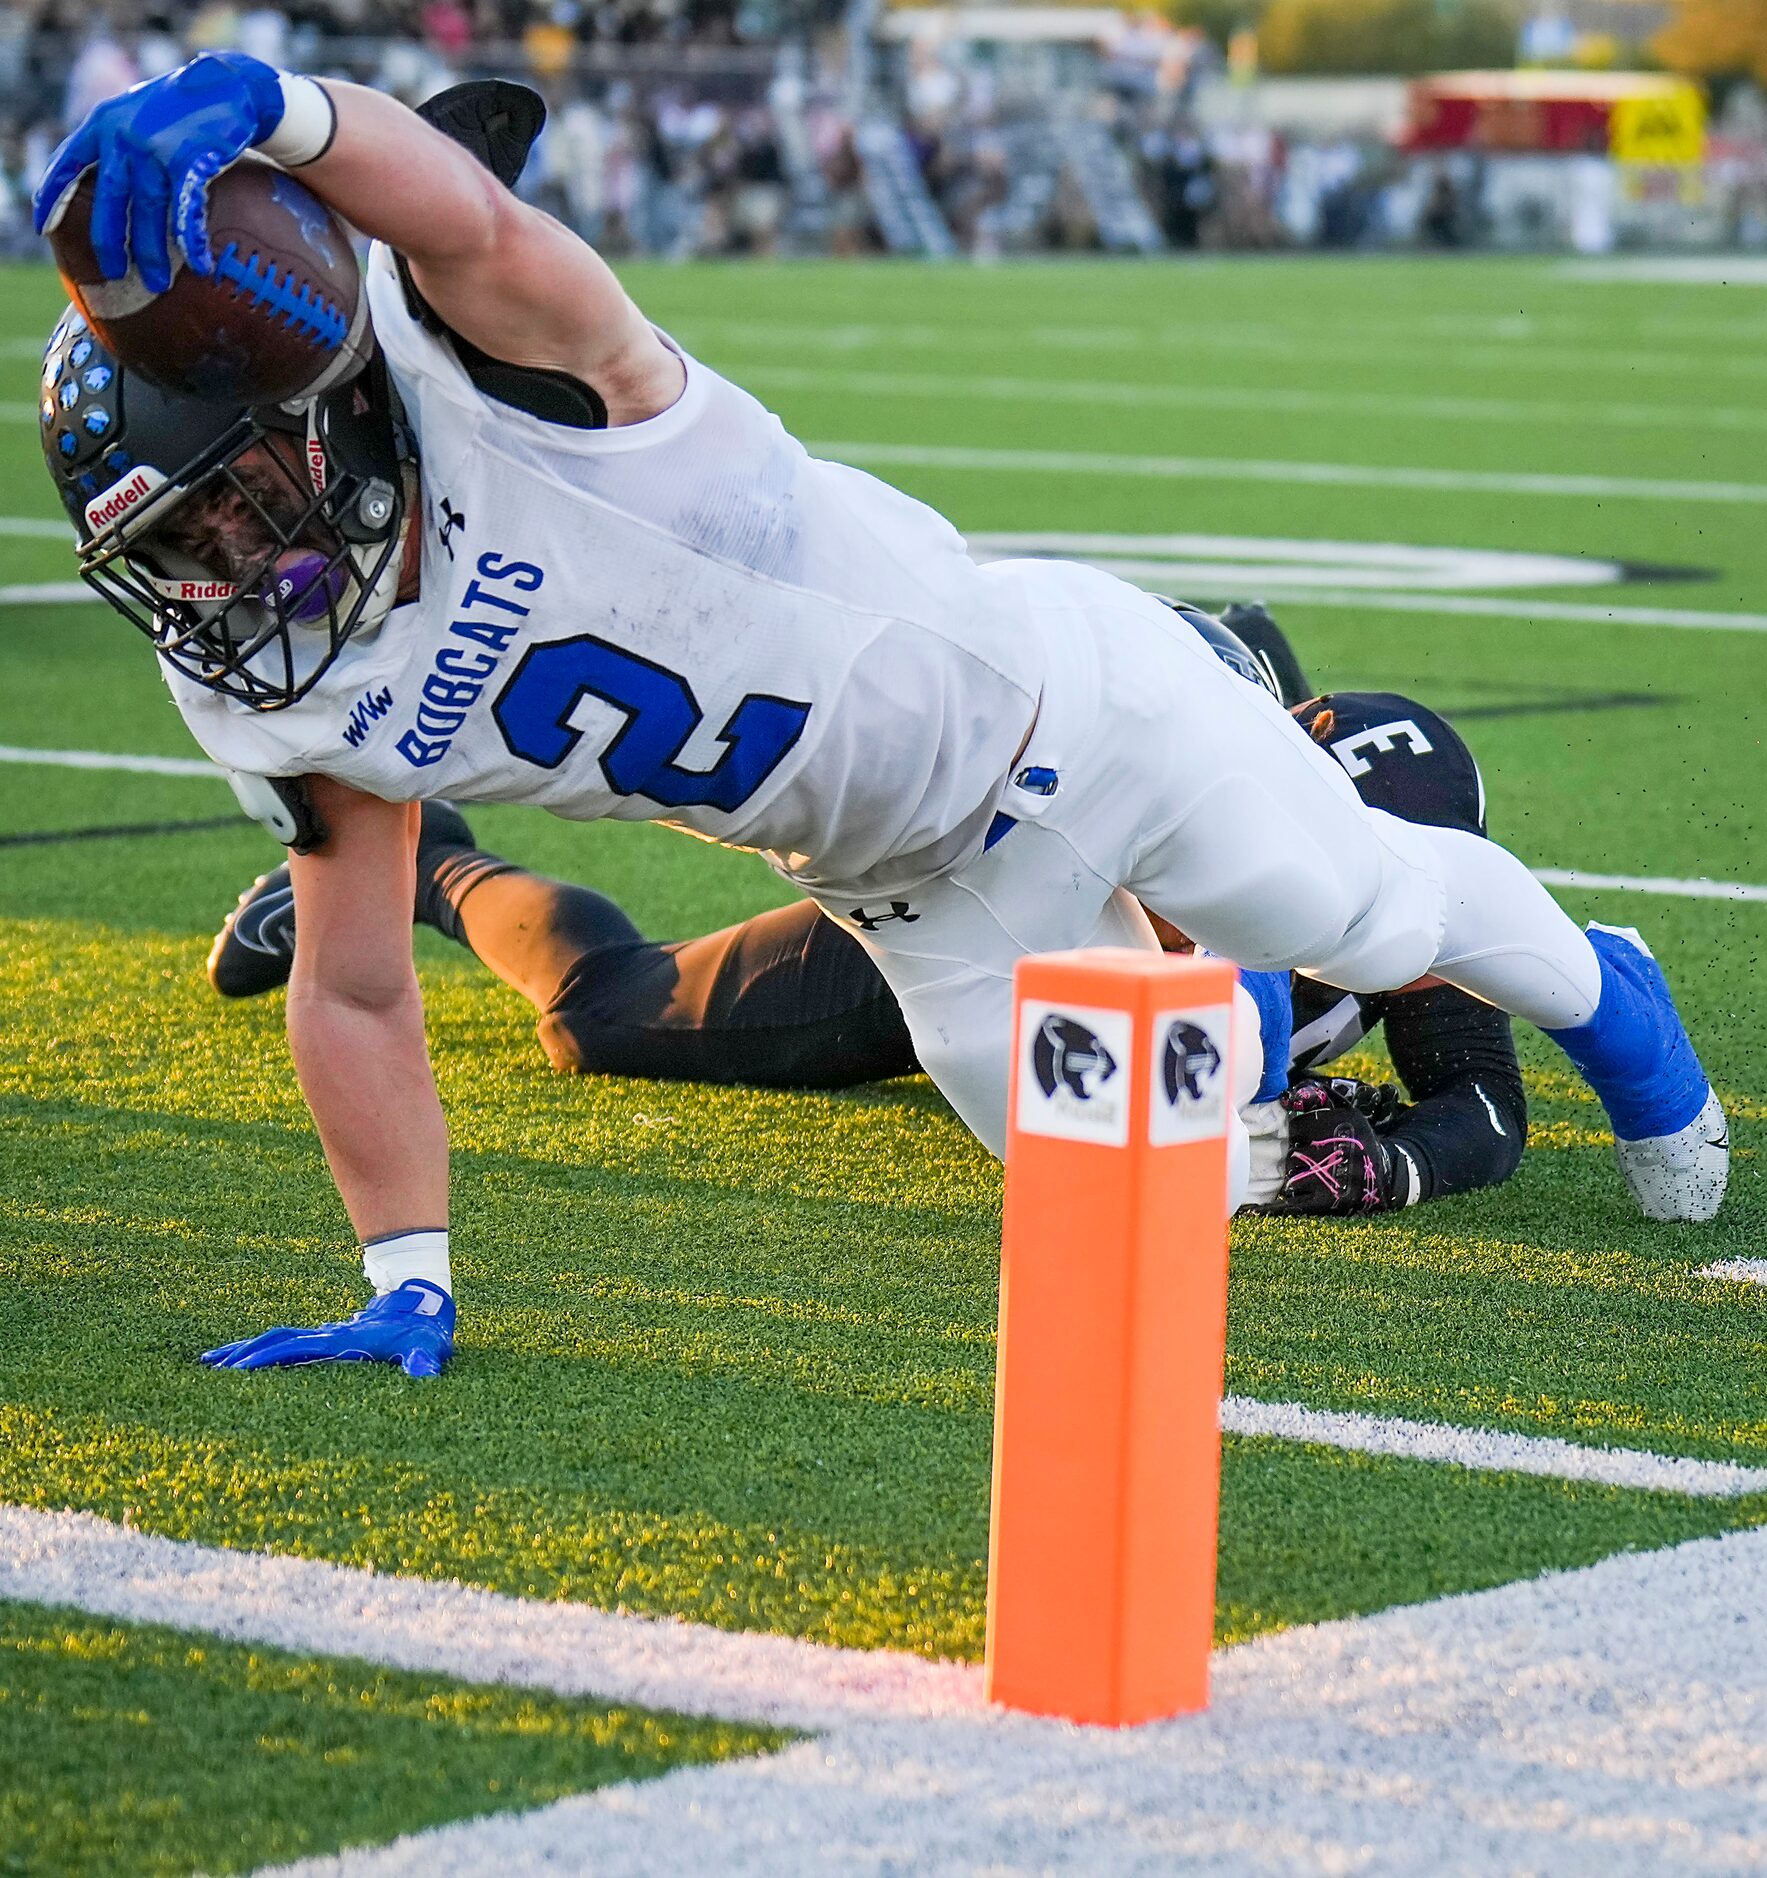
(208, 803, 478, 999)
(207, 864, 296, 998)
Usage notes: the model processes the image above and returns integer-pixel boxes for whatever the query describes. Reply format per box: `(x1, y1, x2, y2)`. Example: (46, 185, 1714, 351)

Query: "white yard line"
(21, 575, 1759, 634)
(2, 1401, 1762, 1730)
(1216, 587, 1767, 634)
(685, 316, 1767, 381)
(0, 743, 220, 778)
(4, 1398, 1761, 1714)
(1221, 1397, 1767, 1498)
(261, 1523, 1767, 1877)
(0, 515, 75, 536)
(966, 531, 1625, 592)
(0, 581, 88, 605)
(18, 575, 1757, 631)
(745, 362, 1767, 438)
(1533, 867, 1767, 905)
(1703, 1260, 1767, 1288)
(8, 1423, 1767, 1875)
(1561, 256, 1767, 287)
(4, 744, 1767, 904)
(0, 1503, 980, 1735)
(811, 439, 1767, 507)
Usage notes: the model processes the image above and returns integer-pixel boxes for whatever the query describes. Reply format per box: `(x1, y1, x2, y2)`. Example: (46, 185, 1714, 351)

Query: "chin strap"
(225, 770, 328, 852)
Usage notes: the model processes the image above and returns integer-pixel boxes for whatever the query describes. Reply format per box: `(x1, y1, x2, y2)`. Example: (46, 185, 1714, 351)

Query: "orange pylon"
(985, 948, 1238, 1726)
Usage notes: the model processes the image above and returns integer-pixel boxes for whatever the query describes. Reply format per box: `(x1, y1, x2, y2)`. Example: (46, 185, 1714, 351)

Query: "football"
(47, 157, 368, 407)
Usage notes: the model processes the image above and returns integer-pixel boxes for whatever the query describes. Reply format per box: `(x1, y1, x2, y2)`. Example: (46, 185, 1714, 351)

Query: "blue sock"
(1239, 968, 1294, 1104)
(1544, 925, 1707, 1142)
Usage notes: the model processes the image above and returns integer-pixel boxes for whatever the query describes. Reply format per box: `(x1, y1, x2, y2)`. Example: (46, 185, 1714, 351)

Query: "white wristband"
(362, 1228, 451, 1297)
(259, 73, 337, 168)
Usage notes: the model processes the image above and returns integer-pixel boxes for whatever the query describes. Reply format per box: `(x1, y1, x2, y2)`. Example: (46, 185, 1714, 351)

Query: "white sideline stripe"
(1220, 1397, 1767, 1498)
(0, 1503, 981, 1735)
(0, 743, 220, 778)
(813, 438, 1767, 507)
(263, 1524, 1767, 1877)
(3, 744, 1767, 907)
(1534, 867, 1767, 905)
(1703, 1259, 1767, 1287)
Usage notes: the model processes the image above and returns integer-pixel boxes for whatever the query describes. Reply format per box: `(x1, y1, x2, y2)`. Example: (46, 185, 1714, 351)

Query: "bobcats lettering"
(397, 551, 543, 769)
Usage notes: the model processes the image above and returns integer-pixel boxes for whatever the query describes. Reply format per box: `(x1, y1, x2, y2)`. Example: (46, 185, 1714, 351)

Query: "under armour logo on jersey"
(436, 495, 465, 560)
(849, 901, 919, 931)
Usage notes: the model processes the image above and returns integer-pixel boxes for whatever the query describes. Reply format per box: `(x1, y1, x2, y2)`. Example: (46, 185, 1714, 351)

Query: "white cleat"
(1614, 1087, 1730, 1223)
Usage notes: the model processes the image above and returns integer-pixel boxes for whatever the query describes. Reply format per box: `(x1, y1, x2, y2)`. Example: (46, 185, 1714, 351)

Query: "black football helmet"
(1217, 600, 1312, 711)
(39, 305, 413, 711)
(1161, 598, 1287, 702)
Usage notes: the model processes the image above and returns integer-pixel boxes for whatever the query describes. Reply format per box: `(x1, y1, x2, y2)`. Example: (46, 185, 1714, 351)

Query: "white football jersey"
(165, 245, 1045, 897)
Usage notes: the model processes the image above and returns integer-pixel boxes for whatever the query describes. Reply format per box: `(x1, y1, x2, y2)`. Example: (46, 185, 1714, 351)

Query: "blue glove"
(200, 1279, 455, 1379)
(34, 51, 288, 292)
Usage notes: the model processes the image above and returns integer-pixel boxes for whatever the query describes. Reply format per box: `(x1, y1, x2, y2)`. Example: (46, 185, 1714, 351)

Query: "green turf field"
(2, 254, 1765, 1869)
(0, 1597, 781, 1877)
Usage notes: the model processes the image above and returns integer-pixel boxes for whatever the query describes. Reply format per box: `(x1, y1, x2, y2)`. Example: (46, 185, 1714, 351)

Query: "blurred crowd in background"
(1, 0, 1764, 260)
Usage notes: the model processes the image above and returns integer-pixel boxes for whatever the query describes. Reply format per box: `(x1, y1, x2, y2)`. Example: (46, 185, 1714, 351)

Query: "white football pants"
(809, 562, 1602, 1164)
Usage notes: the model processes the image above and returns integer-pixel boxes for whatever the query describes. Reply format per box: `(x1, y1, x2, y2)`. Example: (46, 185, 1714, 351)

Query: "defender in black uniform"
(209, 605, 1527, 1215)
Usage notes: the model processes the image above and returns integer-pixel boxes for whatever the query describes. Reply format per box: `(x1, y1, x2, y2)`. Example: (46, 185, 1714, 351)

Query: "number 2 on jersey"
(493, 635, 812, 815)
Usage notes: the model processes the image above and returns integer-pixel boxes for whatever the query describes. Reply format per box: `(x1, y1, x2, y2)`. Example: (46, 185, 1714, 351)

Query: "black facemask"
(41, 305, 413, 712)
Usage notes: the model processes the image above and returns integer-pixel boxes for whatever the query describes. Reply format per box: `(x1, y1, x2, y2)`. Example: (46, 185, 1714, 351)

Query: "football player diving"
(206, 603, 1528, 1220)
(35, 63, 1728, 1380)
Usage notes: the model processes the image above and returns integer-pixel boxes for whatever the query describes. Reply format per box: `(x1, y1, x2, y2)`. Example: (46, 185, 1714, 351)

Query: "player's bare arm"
(297, 81, 683, 424)
(285, 775, 448, 1245)
(194, 774, 457, 1379)
(32, 51, 682, 426)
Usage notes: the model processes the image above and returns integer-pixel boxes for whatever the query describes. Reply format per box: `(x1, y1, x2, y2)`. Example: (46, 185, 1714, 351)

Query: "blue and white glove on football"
(33, 51, 336, 292)
(201, 1279, 455, 1380)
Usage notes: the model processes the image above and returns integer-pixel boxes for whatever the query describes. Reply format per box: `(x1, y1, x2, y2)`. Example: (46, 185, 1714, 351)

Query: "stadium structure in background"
(1, 2, 1763, 259)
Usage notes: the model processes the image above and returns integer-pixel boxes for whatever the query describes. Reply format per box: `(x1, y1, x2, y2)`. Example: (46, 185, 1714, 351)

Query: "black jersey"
(1287, 691, 1525, 1204)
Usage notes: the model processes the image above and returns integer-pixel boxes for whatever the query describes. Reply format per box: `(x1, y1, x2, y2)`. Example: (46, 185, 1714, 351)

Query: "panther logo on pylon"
(1162, 1020, 1222, 1107)
(1033, 1015, 1119, 1103)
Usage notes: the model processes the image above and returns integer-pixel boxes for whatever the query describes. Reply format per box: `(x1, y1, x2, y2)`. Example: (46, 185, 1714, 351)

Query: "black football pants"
(418, 837, 918, 1089)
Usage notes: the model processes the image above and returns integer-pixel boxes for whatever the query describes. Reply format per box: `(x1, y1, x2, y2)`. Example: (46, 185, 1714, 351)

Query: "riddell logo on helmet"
(84, 465, 167, 535)
(306, 435, 327, 495)
(145, 571, 239, 603)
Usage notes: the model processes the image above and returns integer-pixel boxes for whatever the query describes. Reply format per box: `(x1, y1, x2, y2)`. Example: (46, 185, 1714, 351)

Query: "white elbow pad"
(226, 770, 328, 853)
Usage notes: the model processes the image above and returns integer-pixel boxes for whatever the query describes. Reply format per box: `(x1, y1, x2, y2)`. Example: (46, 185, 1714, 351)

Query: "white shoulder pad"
(225, 770, 328, 853)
